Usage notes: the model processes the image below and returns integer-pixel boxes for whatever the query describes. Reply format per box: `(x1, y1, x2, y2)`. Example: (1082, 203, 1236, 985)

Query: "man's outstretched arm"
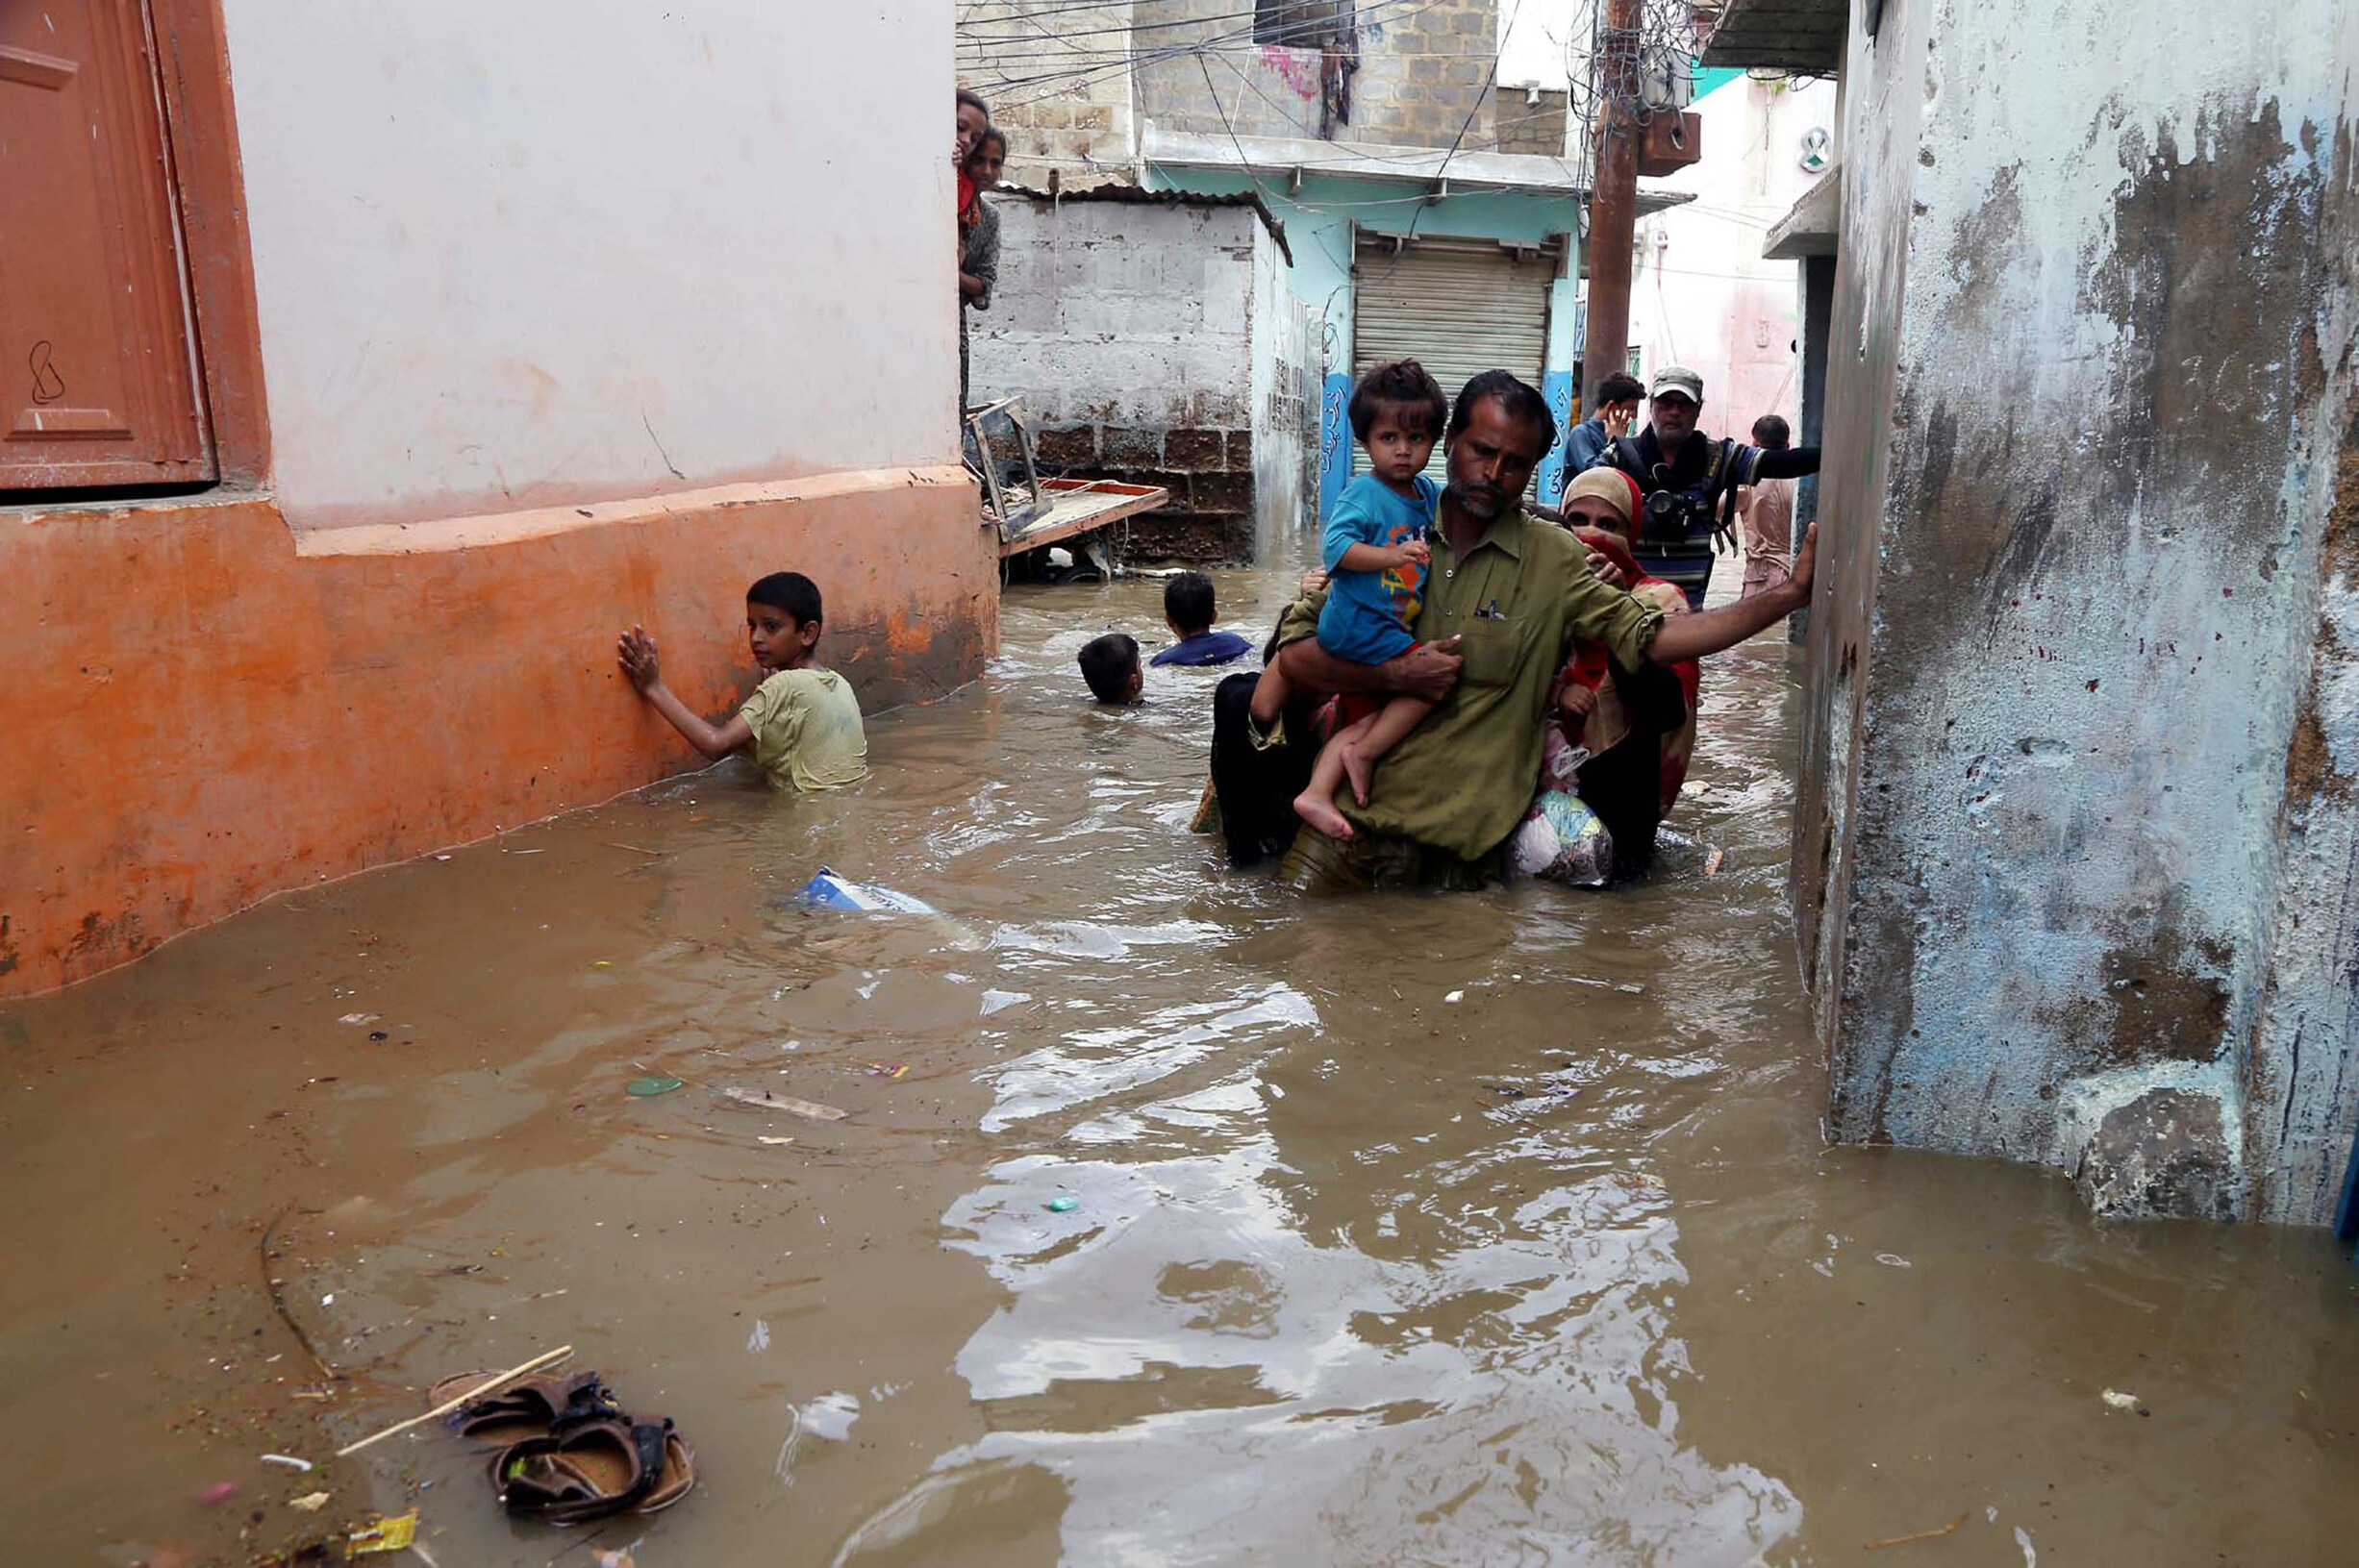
(1756, 444, 1820, 480)
(1646, 523, 1818, 664)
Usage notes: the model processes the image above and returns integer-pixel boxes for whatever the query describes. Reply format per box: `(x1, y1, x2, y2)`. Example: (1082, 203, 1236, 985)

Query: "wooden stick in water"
(335, 1345, 574, 1457)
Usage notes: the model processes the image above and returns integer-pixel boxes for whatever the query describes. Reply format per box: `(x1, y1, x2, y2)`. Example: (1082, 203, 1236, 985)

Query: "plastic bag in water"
(1508, 788, 1613, 887)
(793, 869, 941, 916)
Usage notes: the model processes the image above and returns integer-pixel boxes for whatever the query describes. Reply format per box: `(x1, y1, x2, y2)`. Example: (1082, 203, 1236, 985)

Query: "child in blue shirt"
(1261, 360, 1449, 839)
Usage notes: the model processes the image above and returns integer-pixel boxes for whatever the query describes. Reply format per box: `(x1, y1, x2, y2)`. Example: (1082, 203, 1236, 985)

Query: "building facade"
(1, 1, 994, 997)
(956, 0, 1694, 528)
(1706, 0, 2359, 1226)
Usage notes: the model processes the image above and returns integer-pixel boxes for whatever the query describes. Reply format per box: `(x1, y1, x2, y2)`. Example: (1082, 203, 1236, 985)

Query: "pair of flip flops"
(429, 1368, 695, 1525)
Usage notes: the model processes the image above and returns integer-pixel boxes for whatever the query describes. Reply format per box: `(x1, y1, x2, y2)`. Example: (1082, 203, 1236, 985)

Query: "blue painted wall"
(1146, 164, 1584, 521)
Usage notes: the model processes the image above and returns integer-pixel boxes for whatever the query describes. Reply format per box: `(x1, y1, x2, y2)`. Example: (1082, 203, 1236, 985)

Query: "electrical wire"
(964, 0, 1446, 105)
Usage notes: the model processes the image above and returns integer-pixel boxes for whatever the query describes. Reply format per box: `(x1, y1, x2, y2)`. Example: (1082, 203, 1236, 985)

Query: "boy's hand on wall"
(617, 625, 664, 692)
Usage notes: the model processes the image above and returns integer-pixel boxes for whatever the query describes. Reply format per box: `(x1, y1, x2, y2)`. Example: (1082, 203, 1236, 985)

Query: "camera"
(1642, 485, 1713, 542)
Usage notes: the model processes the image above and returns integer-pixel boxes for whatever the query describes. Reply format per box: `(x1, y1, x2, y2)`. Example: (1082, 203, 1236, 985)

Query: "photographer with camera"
(1598, 366, 1819, 610)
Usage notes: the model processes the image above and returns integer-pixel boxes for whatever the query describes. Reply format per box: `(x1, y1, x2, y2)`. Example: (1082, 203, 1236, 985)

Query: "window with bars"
(1253, 0, 1348, 48)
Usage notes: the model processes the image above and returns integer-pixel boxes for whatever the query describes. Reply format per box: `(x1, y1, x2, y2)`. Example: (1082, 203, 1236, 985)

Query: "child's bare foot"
(1292, 788, 1355, 841)
(1341, 743, 1376, 807)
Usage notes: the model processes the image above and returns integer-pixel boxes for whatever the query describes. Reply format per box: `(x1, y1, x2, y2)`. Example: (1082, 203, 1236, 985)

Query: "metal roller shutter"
(1350, 236, 1559, 486)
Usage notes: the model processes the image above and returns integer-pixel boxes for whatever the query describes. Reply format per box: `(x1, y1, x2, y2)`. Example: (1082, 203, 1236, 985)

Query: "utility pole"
(1580, 0, 1642, 412)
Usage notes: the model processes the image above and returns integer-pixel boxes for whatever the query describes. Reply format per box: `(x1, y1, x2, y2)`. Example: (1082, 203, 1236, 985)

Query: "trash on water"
(1863, 1512, 1966, 1552)
(627, 1076, 687, 1097)
(289, 1491, 332, 1512)
(866, 1062, 909, 1079)
(367, 1031, 389, 1042)
(1444, 990, 1465, 1004)
(339, 1012, 379, 1026)
(2100, 1387, 2143, 1412)
(594, 1553, 637, 1568)
(757, 1134, 796, 1146)
(1874, 1253, 1912, 1268)
(348, 1510, 419, 1555)
(1045, 1196, 1079, 1213)
(794, 868, 941, 916)
(198, 1481, 239, 1506)
(1704, 846, 1727, 875)
(720, 1085, 847, 1122)
(259, 1453, 312, 1471)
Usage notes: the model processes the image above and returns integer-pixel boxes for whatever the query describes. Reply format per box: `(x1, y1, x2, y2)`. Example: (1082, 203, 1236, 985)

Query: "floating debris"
(720, 1086, 847, 1122)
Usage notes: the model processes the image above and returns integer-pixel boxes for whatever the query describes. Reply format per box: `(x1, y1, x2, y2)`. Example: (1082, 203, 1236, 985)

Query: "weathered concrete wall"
(1248, 228, 1321, 560)
(0, 475, 993, 998)
(970, 193, 1285, 561)
(1794, 0, 2359, 1222)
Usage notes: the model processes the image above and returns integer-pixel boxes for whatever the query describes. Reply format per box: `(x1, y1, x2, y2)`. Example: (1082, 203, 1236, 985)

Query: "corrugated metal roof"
(990, 182, 1293, 266)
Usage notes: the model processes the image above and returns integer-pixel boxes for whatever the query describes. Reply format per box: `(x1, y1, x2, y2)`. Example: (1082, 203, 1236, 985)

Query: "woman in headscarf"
(1550, 467, 1701, 879)
(958, 127, 1007, 414)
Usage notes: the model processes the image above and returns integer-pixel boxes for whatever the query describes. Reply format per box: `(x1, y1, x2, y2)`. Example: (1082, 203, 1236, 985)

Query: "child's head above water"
(746, 571, 823, 673)
(1347, 359, 1449, 490)
(1164, 571, 1217, 639)
(1078, 632, 1142, 704)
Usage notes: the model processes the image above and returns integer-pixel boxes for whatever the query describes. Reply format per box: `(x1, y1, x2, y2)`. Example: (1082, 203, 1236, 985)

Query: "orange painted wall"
(2, 468, 994, 995)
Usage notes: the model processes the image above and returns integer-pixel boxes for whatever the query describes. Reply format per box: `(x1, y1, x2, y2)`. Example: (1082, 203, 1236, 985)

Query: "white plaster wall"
(968, 197, 1255, 425)
(1623, 77, 1836, 436)
(221, 1, 956, 529)
(1496, 0, 1586, 92)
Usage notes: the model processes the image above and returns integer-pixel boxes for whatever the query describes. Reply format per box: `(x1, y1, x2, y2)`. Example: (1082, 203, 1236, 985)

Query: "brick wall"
(1131, 0, 1511, 154)
(956, 2, 1137, 189)
(960, 0, 1531, 186)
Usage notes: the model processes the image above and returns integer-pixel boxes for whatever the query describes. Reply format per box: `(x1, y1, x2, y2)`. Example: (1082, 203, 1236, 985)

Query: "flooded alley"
(7, 563, 2357, 1568)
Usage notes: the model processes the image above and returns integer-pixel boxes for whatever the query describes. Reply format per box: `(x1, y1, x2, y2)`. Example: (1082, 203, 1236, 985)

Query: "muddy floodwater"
(8, 560, 2358, 1568)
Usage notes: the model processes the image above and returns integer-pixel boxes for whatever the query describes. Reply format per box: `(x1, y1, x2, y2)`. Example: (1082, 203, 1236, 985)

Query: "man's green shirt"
(1277, 507, 1665, 860)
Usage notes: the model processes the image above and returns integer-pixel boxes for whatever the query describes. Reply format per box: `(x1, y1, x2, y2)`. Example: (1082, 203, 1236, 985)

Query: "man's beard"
(1445, 480, 1505, 520)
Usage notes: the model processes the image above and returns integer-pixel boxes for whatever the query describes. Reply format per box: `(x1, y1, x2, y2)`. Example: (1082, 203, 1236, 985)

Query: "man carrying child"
(1251, 369, 1819, 892)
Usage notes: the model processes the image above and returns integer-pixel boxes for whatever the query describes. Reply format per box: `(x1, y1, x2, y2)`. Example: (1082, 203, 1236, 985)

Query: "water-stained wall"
(1794, 0, 2359, 1222)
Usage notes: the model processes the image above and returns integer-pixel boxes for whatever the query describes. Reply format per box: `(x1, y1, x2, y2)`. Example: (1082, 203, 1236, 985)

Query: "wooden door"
(1, 1, 213, 487)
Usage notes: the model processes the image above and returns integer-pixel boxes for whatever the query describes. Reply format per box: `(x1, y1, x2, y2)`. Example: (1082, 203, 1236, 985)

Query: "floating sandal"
(637, 1421, 696, 1514)
(428, 1368, 621, 1446)
(493, 1416, 694, 1524)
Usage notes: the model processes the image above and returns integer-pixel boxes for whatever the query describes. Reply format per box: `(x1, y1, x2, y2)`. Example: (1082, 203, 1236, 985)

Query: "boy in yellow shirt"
(616, 572, 867, 791)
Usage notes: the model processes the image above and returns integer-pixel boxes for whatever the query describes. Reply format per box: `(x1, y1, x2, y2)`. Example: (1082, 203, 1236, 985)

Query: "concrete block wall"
(970, 195, 1285, 562)
(956, 1, 1138, 187)
(1794, 0, 2359, 1223)
(1128, 0, 1511, 154)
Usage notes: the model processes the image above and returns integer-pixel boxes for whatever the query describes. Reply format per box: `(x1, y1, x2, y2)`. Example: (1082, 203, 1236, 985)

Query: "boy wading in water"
(1255, 360, 1448, 840)
(616, 572, 868, 791)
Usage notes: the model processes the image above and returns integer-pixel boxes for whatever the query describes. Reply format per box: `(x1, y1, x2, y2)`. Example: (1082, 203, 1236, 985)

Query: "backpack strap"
(1712, 440, 1743, 554)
